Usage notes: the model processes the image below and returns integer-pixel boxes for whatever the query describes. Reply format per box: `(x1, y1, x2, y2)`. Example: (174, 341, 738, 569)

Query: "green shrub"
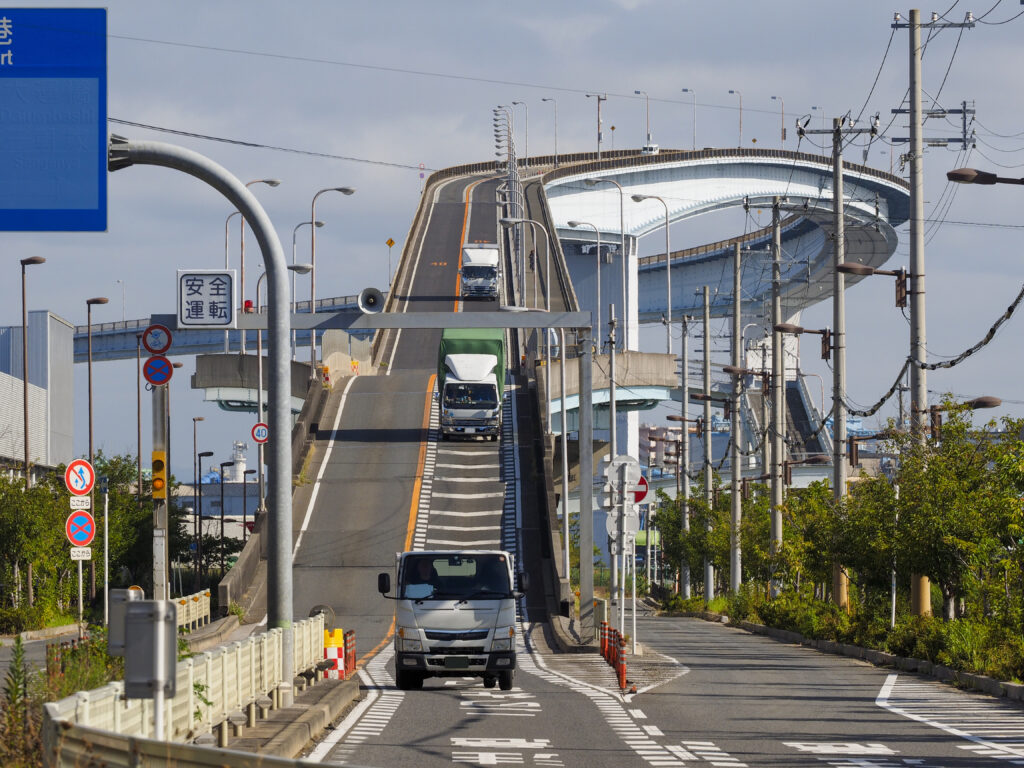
(887, 615, 945, 661)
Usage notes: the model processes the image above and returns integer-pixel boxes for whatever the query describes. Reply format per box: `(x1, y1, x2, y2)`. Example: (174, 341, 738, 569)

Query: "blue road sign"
(66, 511, 95, 547)
(143, 355, 173, 386)
(0, 9, 107, 232)
(99, 476, 108, 495)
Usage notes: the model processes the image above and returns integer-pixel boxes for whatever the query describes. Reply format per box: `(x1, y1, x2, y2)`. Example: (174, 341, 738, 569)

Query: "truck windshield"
(462, 266, 496, 280)
(443, 383, 498, 410)
(400, 554, 511, 600)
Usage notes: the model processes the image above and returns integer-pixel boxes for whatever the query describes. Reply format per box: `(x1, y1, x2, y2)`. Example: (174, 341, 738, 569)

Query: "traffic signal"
(784, 461, 792, 486)
(152, 450, 167, 499)
(848, 436, 859, 467)
(820, 329, 832, 361)
(895, 269, 908, 308)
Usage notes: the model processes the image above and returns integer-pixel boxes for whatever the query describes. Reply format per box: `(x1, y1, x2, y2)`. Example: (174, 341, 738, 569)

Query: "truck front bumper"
(396, 650, 516, 675)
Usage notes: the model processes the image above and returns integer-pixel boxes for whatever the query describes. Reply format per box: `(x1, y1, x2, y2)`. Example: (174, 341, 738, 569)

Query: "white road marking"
(784, 742, 897, 756)
(293, 375, 357, 558)
(432, 491, 506, 499)
(385, 177, 452, 374)
(430, 524, 501, 532)
(426, 538, 501, 547)
(876, 674, 1024, 760)
(430, 510, 504, 518)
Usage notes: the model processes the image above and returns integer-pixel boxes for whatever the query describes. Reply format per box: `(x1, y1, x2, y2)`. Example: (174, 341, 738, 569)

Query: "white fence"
(176, 589, 212, 631)
(43, 615, 325, 765)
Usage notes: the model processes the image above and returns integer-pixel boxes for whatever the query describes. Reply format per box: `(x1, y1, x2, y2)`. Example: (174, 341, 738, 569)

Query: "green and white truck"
(437, 328, 506, 440)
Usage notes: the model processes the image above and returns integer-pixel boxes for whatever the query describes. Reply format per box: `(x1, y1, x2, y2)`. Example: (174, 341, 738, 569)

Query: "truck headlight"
(398, 628, 423, 652)
(490, 626, 514, 652)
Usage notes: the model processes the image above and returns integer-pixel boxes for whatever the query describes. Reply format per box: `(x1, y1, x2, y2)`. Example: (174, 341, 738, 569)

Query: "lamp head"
(21, 256, 45, 266)
(86, 297, 109, 306)
(946, 168, 996, 185)
(313, 220, 325, 228)
(193, 416, 205, 423)
(199, 451, 214, 458)
(836, 262, 875, 276)
(773, 322, 803, 334)
(631, 194, 647, 202)
(289, 263, 313, 275)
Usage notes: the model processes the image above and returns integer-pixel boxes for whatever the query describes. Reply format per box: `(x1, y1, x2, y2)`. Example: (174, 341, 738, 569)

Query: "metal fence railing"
(42, 614, 325, 765)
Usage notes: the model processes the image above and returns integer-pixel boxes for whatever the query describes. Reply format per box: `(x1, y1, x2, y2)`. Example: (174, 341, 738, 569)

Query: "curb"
(682, 611, 1024, 703)
(182, 616, 240, 654)
(260, 677, 361, 758)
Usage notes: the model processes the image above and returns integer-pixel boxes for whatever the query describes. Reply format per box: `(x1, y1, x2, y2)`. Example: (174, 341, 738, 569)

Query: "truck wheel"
(483, 675, 497, 689)
(396, 670, 423, 690)
(498, 670, 514, 691)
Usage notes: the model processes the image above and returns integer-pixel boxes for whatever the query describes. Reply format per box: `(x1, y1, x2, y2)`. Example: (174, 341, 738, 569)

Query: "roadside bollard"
(344, 630, 357, 679)
(600, 621, 608, 660)
(617, 634, 627, 690)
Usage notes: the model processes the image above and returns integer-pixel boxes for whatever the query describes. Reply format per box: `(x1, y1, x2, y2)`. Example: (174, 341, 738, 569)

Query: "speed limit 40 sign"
(251, 423, 269, 444)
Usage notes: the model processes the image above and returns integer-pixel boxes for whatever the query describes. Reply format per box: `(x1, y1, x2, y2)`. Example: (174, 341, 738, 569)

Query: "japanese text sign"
(177, 270, 236, 329)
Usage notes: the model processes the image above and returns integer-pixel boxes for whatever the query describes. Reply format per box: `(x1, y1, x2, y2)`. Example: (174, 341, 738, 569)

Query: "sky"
(2, 1, 1023, 480)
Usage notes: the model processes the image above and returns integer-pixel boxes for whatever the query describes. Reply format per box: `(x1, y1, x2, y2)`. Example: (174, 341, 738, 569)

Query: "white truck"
(438, 328, 505, 441)
(378, 550, 526, 690)
(459, 243, 500, 300)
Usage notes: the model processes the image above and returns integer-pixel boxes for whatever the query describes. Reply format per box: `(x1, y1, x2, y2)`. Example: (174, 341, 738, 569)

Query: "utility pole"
(608, 309, 619, 629)
(770, 198, 785, 598)
(702, 286, 713, 601)
(798, 115, 880, 610)
(578, 326, 595, 641)
(892, 8, 974, 616)
(680, 317, 691, 599)
(729, 244, 742, 593)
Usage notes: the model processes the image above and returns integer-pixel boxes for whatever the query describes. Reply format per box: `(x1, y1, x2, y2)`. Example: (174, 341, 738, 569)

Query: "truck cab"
(459, 244, 500, 300)
(378, 551, 525, 690)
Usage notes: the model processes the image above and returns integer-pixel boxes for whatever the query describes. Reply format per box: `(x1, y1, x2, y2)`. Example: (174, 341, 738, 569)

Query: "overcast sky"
(3, 1, 1022, 480)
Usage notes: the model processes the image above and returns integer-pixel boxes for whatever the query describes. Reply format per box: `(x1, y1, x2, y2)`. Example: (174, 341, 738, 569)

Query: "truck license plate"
(445, 656, 470, 669)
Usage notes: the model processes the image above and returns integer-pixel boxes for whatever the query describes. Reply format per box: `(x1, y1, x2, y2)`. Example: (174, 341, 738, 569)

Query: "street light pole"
(219, 461, 234, 575)
(115, 278, 126, 322)
(631, 194, 671, 354)
(224, 210, 241, 353)
(771, 95, 785, 144)
(192, 418, 204, 586)
(567, 221, 602, 348)
(310, 186, 355, 379)
(86, 296, 108, 600)
(584, 178, 628, 349)
(243, 469, 257, 542)
(257, 263, 312, 513)
(512, 101, 528, 169)
(292, 220, 324, 360)
(20, 257, 44, 488)
(729, 89, 743, 145)
(681, 88, 697, 150)
(238, 179, 281, 355)
(702, 286, 713, 601)
(541, 97, 558, 168)
(196, 451, 213, 584)
(633, 89, 651, 146)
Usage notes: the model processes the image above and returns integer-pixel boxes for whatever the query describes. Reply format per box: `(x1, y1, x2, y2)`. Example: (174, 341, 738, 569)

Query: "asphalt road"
(296, 173, 1024, 767)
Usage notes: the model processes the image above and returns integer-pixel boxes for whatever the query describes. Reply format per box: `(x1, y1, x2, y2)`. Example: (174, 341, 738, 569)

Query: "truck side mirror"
(518, 572, 530, 592)
(378, 573, 391, 595)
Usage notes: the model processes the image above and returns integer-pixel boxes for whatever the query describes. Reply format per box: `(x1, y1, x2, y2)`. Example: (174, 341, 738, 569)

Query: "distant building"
(0, 310, 74, 481)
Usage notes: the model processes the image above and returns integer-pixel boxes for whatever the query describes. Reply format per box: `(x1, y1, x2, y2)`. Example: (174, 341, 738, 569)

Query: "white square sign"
(177, 270, 237, 329)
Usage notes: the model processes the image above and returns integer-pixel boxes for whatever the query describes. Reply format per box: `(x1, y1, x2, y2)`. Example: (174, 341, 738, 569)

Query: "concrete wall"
(321, 330, 375, 379)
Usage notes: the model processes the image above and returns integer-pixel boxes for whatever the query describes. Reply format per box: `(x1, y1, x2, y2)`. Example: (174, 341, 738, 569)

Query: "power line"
(108, 118, 429, 170)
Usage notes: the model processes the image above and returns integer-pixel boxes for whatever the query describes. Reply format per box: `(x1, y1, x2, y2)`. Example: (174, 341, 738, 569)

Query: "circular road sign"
(251, 422, 269, 444)
(64, 459, 95, 496)
(66, 510, 96, 547)
(142, 323, 173, 355)
(143, 355, 173, 386)
(632, 476, 650, 505)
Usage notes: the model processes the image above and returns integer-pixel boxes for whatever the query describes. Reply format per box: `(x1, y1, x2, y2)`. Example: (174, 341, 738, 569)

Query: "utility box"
(107, 587, 145, 657)
(124, 600, 177, 699)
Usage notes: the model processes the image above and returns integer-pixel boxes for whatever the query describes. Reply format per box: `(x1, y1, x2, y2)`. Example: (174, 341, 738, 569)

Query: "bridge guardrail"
(42, 614, 324, 762)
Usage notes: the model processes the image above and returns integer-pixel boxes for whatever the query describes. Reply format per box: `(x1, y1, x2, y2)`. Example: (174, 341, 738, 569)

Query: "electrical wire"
(108, 117, 430, 170)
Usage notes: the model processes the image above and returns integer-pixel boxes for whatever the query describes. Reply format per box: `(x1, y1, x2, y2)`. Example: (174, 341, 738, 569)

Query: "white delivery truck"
(378, 550, 527, 690)
(459, 243, 501, 300)
(438, 328, 505, 441)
